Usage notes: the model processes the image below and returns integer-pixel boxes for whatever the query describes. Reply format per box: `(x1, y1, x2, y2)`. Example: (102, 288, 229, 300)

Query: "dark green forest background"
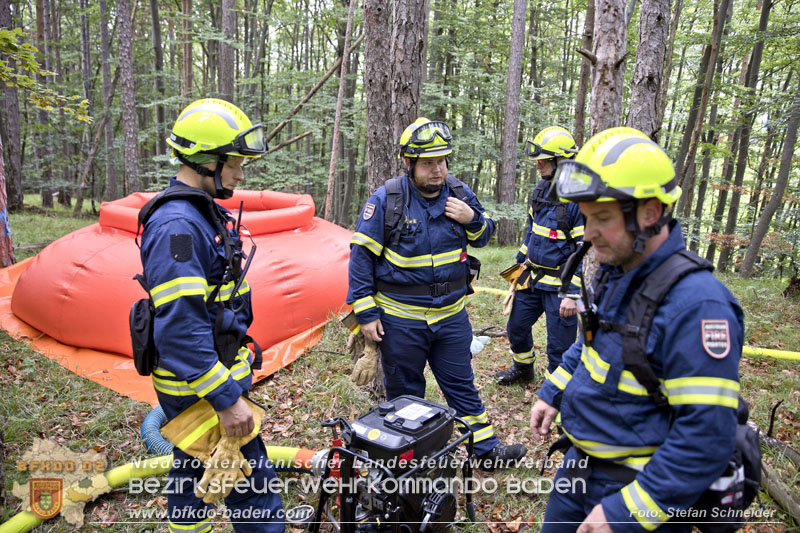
(0, 0, 798, 278)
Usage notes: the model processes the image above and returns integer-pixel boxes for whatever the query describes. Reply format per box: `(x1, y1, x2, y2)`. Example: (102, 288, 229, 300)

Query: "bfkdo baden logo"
(30, 478, 63, 519)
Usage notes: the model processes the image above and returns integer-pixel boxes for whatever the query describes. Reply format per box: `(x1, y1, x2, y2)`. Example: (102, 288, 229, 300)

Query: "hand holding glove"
(351, 339, 379, 386)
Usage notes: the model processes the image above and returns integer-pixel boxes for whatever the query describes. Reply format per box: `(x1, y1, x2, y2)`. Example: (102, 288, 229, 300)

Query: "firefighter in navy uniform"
(529, 127, 743, 532)
(347, 118, 527, 470)
(140, 99, 284, 532)
(496, 126, 584, 385)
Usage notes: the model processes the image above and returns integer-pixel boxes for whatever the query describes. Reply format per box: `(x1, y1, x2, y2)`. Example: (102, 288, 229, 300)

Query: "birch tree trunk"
(118, 0, 140, 195)
(626, 0, 669, 139)
(364, 0, 394, 194)
(497, 0, 527, 245)
(740, 78, 800, 277)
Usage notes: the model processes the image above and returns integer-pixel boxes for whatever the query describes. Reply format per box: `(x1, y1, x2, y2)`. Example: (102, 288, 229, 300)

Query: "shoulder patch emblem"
(701, 319, 730, 359)
(170, 233, 193, 262)
(363, 203, 376, 220)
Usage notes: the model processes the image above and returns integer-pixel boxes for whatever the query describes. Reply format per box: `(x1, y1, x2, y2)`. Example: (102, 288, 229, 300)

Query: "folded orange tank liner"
(0, 190, 352, 406)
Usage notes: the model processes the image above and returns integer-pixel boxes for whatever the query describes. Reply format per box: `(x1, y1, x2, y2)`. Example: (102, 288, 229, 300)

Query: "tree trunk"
(674, 0, 727, 215)
(590, 0, 627, 134)
(51, 0, 71, 208)
(626, 0, 669, 139)
(0, 134, 15, 267)
(705, 53, 749, 263)
(73, 0, 93, 214)
(99, 0, 119, 200)
(497, 0, 527, 245)
(689, 124, 716, 253)
(183, 0, 193, 98)
(653, 0, 683, 141)
(574, 0, 595, 146)
(364, 0, 394, 194)
(37, 0, 54, 208)
(391, 0, 430, 176)
(150, 0, 166, 158)
(718, 0, 772, 272)
(219, 0, 235, 102)
(672, 38, 713, 186)
(739, 78, 800, 278)
(0, 0, 23, 212)
(325, 0, 356, 221)
(117, 0, 139, 195)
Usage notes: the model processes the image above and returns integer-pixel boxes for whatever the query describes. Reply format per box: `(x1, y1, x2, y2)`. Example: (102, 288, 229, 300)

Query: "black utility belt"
(376, 276, 467, 297)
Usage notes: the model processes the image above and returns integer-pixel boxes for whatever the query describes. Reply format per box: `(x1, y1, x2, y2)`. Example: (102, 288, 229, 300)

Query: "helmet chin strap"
(619, 200, 673, 254)
(175, 153, 232, 199)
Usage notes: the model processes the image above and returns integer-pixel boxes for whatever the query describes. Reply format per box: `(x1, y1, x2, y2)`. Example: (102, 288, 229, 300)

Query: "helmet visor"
(525, 140, 558, 159)
(212, 124, 268, 156)
(409, 121, 452, 145)
(551, 160, 630, 202)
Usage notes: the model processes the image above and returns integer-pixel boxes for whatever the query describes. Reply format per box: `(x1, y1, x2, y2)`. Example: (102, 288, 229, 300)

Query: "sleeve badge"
(363, 203, 376, 221)
(701, 319, 731, 359)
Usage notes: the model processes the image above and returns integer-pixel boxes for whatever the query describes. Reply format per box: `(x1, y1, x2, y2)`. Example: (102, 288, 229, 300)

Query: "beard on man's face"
(419, 183, 443, 194)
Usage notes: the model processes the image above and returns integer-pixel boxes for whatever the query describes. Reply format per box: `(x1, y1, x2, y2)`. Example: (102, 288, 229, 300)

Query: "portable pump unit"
(308, 395, 477, 533)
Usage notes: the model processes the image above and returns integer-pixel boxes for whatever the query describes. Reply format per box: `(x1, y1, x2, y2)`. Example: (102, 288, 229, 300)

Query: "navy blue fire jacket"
(140, 180, 254, 420)
(516, 179, 584, 293)
(347, 174, 494, 330)
(537, 221, 743, 531)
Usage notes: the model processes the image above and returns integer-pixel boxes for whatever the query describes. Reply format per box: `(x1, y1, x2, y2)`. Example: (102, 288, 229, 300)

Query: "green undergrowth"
(0, 218, 798, 530)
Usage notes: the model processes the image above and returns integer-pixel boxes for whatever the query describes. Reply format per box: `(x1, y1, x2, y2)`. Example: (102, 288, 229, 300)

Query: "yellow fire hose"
(0, 446, 322, 533)
(472, 285, 800, 361)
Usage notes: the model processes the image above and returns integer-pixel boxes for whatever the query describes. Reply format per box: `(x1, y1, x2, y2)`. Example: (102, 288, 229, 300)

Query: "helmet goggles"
(208, 124, 268, 156)
(400, 121, 452, 155)
(525, 140, 560, 159)
(550, 160, 633, 202)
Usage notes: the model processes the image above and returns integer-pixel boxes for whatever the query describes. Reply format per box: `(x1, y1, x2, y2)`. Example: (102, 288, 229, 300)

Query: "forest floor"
(1, 203, 798, 532)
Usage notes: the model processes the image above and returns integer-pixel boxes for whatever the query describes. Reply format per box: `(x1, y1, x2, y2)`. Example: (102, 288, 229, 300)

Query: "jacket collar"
(403, 174, 450, 218)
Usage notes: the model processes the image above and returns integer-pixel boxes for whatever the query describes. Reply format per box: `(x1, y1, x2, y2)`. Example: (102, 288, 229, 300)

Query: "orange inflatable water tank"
(11, 190, 352, 361)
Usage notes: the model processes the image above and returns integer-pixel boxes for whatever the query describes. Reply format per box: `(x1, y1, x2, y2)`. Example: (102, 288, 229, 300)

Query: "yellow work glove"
(351, 339, 379, 386)
(194, 433, 253, 504)
(502, 283, 517, 316)
(160, 398, 265, 461)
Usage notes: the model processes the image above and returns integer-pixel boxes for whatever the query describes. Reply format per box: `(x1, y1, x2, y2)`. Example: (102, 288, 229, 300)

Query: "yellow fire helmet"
(166, 98, 266, 158)
(398, 117, 453, 158)
(525, 126, 578, 160)
(551, 126, 681, 206)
